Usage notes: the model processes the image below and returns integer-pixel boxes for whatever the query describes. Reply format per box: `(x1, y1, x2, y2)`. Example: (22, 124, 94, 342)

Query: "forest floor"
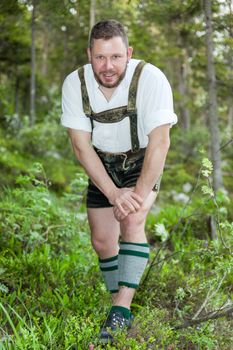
(0, 166, 233, 349)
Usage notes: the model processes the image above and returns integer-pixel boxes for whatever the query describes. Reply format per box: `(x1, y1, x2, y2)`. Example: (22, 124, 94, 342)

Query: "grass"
(0, 167, 233, 349)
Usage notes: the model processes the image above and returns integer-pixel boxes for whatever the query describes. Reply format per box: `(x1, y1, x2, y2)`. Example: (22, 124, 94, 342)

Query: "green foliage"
(0, 1, 233, 348)
(1, 163, 72, 251)
(0, 155, 232, 349)
(0, 104, 78, 189)
(0, 165, 103, 349)
(140, 155, 233, 349)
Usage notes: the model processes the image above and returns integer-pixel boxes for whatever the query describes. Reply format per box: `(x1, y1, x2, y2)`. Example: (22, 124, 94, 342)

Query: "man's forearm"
(134, 140, 170, 200)
(73, 143, 117, 201)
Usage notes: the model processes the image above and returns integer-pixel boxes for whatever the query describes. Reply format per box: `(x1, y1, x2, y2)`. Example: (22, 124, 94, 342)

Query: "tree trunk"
(226, 0, 233, 136)
(90, 0, 96, 30)
(41, 26, 49, 78)
(203, 0, 223, 191)
(227, 98, 233, 136)
(30, 0, 36, 126)
(176, 32, 190, 131)
(61, 29, 69, 84)
(177, 59, 190, 130)
(14, 67, 20, 118)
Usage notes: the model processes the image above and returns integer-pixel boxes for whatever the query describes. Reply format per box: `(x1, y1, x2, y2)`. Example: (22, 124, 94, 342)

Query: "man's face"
(87, 36, 133, 89)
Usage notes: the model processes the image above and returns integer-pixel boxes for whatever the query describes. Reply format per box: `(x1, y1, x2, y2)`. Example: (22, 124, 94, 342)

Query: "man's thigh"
(87, 207, 120, 242)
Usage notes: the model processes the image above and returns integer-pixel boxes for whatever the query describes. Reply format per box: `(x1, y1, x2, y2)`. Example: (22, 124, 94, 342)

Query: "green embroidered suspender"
(78, 60, 146, 152)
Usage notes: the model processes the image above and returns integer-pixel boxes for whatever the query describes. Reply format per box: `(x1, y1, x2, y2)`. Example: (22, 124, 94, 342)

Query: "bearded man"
(61, 19, 177, 343)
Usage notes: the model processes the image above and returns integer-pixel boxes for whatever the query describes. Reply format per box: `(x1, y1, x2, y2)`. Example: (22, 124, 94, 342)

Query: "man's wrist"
(134, 183, 150, 201)
(106, 186, 118, 205)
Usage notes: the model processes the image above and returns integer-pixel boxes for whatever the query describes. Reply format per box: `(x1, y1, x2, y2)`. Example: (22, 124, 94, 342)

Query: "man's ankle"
(111, 292, 119, 303)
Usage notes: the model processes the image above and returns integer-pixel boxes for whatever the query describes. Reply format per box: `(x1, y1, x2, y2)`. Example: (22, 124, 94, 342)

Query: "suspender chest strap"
(77, 60, 147, 152)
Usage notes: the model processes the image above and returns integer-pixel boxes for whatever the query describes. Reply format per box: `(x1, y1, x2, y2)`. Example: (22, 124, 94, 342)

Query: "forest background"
(0, 0, 233, 349)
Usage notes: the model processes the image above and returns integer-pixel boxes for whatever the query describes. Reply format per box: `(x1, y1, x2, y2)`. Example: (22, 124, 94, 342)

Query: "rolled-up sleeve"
(140, 66, 178, 135)
(61, 72, 92, 132)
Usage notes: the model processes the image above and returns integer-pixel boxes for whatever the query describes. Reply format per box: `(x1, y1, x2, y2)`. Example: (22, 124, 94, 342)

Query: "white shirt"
(61, 58, 178, 152)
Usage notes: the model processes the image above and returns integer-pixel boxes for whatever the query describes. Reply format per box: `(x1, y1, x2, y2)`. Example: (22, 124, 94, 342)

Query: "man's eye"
(96, 56, 104, 60)
(112, 55, 120, 60)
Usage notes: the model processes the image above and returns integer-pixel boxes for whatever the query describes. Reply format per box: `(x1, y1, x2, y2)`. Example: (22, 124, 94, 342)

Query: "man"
(61, 19, 177, 343)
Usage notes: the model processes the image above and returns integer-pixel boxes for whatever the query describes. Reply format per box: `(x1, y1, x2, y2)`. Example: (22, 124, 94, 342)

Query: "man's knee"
(91, 234, 107, 255)
(121, 210, 146, 234)
(121, 193, 156, 234)
(91, 233, 117, 257)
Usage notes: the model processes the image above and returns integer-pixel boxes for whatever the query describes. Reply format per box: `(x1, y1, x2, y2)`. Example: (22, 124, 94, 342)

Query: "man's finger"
(113, 208, 125, 221)
(122, 200, 136, 212)
(113, 206, 129, 221)
(115, 200, 128, 216)
(123, 195, 142, 211)
(130, 191, 143, 204)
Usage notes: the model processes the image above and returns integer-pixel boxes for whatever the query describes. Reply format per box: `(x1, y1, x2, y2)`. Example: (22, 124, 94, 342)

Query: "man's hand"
(109, 188, 143, 221)
(113, 205, 129, 221)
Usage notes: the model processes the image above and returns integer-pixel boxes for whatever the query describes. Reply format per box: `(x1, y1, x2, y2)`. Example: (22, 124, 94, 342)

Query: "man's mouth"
(102, 72, 116, 78)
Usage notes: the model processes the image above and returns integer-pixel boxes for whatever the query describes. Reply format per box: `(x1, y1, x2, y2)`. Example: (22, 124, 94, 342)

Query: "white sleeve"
(139, 65, 178, 135)
(61, 72, 92, 132)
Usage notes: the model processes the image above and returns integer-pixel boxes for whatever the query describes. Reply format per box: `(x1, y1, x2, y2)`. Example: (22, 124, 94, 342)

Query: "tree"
(0, 1, 30, 121)
(136, 0, 203, 131)
(203, 0, 223, 191)
(90, 0, 96, 29)
(30, 0, 37, 126)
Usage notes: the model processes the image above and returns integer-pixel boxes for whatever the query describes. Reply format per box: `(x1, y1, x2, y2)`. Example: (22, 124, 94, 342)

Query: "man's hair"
(88, 19, 129, 48)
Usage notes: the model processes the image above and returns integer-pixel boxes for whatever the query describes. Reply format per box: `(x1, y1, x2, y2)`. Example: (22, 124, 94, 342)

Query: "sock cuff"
(110, 289, 119, 294)
(99, 254, 118, 263)
(119, 281, 139, 289)
(99, 254, 118, 272)
(120, 241, 149, 247)
(119, 242, 149, 258)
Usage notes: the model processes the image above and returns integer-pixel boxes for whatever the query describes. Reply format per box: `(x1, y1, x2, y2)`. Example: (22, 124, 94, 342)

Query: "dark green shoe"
(99, 310, 134, 343)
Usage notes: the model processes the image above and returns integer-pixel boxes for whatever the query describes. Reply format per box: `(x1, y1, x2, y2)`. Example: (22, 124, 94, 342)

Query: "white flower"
(69, 7, 77, 15)
(154, 223, 169, 242)
(183, 182, 192, 193)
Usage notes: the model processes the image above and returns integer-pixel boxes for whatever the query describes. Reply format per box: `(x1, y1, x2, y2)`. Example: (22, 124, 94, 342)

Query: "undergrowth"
(0, 161, 232, 349)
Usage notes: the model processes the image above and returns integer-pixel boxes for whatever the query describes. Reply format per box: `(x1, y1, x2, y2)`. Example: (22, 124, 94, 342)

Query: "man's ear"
(127, 46, 133, 61)
(87, 48, 91, 62)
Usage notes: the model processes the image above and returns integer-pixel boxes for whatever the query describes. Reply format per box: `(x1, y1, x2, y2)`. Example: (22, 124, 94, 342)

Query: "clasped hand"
(111, 188, 143, 222)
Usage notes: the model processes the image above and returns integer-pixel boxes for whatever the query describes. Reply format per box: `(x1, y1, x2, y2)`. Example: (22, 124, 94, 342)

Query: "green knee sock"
(118, 241, 149, 289)
(99, 255, 119, 294)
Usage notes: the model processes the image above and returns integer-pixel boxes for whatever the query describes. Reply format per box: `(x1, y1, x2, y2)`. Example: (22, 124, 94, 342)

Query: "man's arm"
(68, 128, 142, 213)
(134, 123, 171, 200)
(113, 124, 170, 222)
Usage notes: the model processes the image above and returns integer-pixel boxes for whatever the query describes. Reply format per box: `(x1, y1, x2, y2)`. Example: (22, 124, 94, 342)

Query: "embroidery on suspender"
(127, 60, 146, 151)
(77, 66, 91, 116)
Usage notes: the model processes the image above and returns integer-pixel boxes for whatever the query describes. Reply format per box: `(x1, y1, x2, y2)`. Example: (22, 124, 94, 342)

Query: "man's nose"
(104, 58, 114, 70)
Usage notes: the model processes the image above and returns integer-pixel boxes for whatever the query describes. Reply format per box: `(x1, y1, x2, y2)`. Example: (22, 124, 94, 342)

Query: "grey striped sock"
(118, 241, 150, 289)
(99, 255, 119, 293)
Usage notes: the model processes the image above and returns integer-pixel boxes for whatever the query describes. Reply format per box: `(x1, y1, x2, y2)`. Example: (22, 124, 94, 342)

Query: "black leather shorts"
(86, 148, 161, 208)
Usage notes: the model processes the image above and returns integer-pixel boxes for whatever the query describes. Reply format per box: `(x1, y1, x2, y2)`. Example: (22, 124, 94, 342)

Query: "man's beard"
(93, 63, 128, 89)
